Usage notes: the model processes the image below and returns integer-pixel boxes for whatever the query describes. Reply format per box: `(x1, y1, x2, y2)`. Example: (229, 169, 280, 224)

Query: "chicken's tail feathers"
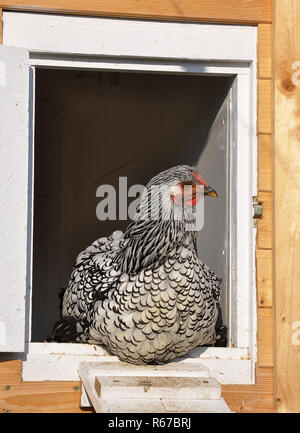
(46, 316, 87, 343)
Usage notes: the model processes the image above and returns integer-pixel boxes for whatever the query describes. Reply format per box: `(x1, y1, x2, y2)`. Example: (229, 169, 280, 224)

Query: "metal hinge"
(253, 196, 263, 227)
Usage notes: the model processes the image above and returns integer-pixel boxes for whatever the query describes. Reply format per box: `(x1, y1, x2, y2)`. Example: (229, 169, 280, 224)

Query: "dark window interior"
(32, 69, 233, 342)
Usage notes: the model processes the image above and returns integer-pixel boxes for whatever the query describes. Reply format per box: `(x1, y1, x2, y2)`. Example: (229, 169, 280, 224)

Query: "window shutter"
(0, 46, 29, 352)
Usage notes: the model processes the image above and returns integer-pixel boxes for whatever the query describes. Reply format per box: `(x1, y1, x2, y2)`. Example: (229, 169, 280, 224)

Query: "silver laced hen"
(51, 165, 222, 364)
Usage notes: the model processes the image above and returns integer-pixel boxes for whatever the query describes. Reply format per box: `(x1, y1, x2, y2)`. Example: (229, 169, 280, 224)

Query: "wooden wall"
(0, 8, 2, 44)
(222, 22, 274, 412)
(273, 0, 300, 413)
(0, 2, 275, 413)
(0, 1, 272, 24)
(0, 360, 91, 412)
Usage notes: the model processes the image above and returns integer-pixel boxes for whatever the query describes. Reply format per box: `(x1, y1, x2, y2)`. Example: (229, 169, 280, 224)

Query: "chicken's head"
(137, 165, 218, 226)
(167, 166, 218, 207)
(120, 165, 218, 272)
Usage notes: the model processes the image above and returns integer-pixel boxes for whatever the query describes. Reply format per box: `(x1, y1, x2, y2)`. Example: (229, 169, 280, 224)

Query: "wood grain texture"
(0, 8, 3, 45)
(274, 0, 300, 412)
(0, 1, 272, 24)
(256, 191, 272, 249)
(255, 366, 274, 392)
(256, 249, 272, 307)
(256, 18, 273, 398)
(0, 358, 274, 413)
(257, 308, 273, 367)
(258, 79, 272, 134)
(0, 372, 93, 412)
(0, 8, 2, 44)
(0, 359, 93, 413)
(222, 366, 274, 412)
(222, 391, 274, 412)
(258, 134, 272, 191)
(0, 360, 22, 386)
(258, 24, 272, 79)
(0, 382, 85, 413)
(0, 0, 275, 413)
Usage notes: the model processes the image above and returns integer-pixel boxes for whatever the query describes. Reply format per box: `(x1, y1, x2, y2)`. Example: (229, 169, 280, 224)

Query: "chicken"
(51, 165, 222, 364)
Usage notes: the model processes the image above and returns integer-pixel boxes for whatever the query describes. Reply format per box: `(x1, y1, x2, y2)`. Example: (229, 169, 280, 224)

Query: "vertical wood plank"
(258, 79, 272, 134)
(0, 8, 2, 45)
(257, 15, 273, 411)
(257, 191, 272, 249)
(257, 308, 273, 367)
(274, 1, 300, 412)
(256, 249, 272, 307)
(258, 24, 272, 79)
(258, 134, 272, 191)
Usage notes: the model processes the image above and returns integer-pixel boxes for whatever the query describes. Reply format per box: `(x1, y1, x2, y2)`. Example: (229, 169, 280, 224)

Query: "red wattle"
(186, 197, 199, 206)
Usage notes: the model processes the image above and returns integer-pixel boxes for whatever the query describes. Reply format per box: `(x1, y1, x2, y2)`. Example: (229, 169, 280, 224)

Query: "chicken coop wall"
(0, 0, 283, 413)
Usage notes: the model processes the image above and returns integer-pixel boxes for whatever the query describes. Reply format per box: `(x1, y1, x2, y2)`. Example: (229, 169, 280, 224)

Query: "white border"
(23, 342, 252, 385)
(3, 12, 256, 61)
(3, 11, 257, 384)
(0, 46, 29, 352)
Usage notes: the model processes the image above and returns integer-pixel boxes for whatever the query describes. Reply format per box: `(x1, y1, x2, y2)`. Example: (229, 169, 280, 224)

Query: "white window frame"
(2, 11, 257, 384)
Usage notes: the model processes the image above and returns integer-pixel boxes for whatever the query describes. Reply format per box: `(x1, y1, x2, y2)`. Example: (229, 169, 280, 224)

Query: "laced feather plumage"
(51, 165, 222, 364)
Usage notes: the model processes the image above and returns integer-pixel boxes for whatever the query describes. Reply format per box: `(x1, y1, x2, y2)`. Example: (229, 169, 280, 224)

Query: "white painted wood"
(235, 72, 256, 349)
(2, 12, 257, 384)
(79, 361, 231, 413)
(26, 342, 248, 358)
(94, 376, 221, 400)
(23, 343, 252, 384)
(28, 342, 109, 356)
(3, 12, 256, 62)
(0, 46, 29, 352)
(193, 358, 252, 385)
(29, 55, 250, 76)
(87, 397, 232, 413)
(250, 62, 258, 377)
(19, 67, 256, 382)
(80, 384, 93, 408)
(79, 360, 211, 380)
(24, 66, 35, 349)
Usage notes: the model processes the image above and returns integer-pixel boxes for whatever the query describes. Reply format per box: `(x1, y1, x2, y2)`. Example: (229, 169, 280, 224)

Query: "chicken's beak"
(204, 185, 218, 198)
